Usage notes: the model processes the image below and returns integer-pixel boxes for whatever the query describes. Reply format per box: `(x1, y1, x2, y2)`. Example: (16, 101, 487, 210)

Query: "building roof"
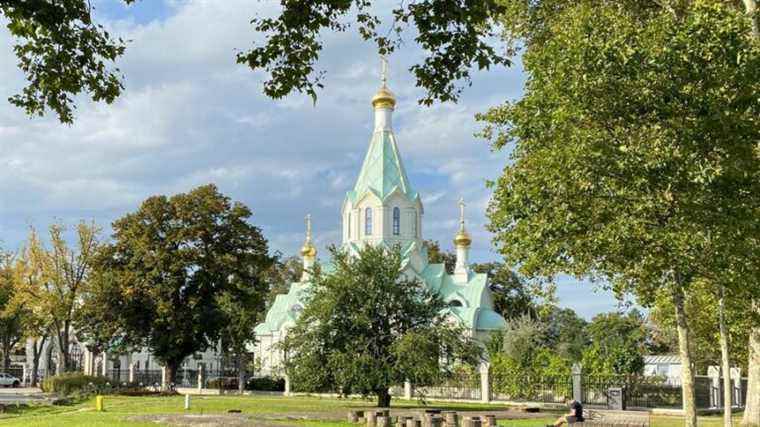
(346, 130, 418, 204)
(644, 355, 681, 365)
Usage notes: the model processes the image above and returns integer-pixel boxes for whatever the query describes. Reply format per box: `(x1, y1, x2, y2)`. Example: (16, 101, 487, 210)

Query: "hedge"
(41, 373, 111, 396)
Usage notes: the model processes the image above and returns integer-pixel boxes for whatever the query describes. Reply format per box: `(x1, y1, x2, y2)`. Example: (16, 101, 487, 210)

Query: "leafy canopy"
(282, 244, 481, 407)
(95, 184, 273, 377)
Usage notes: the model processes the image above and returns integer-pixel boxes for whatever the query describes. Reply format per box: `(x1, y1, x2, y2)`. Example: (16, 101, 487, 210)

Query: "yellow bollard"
(95, 395, 104, 412)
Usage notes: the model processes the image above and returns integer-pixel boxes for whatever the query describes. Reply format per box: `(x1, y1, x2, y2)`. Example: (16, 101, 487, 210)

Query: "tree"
(10, 245, 49, 386)
(217, 252, 274, 392)
(265, 253, 302, 308)
(13, 223, 100, 373)
(481, 3, 760, 425)
(0, 252, 25, 371)
(582, 311, 647, 376)
(538, 306, 588, 363)
(96, 184, 273, 386)
(282, 244, 480, 407)
(0, 0, 137, 123)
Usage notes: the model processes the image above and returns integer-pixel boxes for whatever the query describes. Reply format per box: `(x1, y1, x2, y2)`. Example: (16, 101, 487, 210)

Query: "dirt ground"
(130, 408, 548, 426)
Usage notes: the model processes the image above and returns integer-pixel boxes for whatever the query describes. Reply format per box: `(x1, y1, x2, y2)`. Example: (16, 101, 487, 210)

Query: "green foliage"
(236, 0, 510, 105)
(41, 373, 109, 396)
(539, 306, 588, 362)
(95, 184, 274, 380)
(500, 315, 544, 366)
(246, 376, 286, 392)
(580, 310, 646, 375)
(0, 1, 137, 123)
(282, 244, 481, 406)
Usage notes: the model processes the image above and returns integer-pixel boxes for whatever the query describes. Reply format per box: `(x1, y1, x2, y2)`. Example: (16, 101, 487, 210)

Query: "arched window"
(347, 213, 351, 239)
(448, 300, 463, 308)
(365, 208, 373, 235)
(393, 207, 400, 236)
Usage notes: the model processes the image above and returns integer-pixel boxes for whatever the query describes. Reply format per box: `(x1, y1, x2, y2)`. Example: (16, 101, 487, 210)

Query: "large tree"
(13, 223, 100, 373)
(282, 244, 480, 407)
(97, 184, 272, 385)
(480, 3, 760, 426)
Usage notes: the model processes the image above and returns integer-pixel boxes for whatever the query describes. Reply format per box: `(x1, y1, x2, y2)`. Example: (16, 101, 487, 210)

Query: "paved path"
(0, 387, 48, 404)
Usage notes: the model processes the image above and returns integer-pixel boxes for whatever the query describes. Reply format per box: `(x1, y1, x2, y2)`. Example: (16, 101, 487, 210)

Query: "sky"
(0, 0, 620, 319)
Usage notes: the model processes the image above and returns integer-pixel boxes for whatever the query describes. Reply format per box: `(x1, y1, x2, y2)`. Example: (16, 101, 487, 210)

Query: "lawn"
(0, 394, 739, 427)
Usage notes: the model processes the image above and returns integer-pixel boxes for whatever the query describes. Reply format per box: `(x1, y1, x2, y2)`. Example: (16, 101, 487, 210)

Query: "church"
(253, 63, 506, 375)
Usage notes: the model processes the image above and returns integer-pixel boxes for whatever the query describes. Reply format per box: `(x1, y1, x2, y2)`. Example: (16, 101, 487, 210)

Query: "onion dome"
(453, 197, 472, 247)
(301, 214, 317, 258)
(372, 86, 396, 109)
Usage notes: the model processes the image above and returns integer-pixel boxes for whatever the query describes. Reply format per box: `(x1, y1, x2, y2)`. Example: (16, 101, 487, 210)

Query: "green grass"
(0, 394, 742, 427)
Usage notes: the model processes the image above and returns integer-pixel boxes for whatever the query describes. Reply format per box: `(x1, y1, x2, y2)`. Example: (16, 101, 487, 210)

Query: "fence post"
(101, 352, 109, 377)
(572, 363, 583, 403)
(284, 374, 291, 396)
(707, 366, 721, 408)
(730, 367, 742, 407)
(128, 363, 135, 383)
(403, 380, 413, 400)
(197, 364, 204, 392)
(480, 362, 491, 403)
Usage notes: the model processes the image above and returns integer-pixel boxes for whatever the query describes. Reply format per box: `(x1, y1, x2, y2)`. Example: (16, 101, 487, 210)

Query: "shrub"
(246, 376, 285, 391)
(41, 373, 110, 396)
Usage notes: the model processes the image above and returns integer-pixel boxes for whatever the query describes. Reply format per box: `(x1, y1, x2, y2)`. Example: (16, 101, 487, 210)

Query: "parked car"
(0, 373, 20, 388)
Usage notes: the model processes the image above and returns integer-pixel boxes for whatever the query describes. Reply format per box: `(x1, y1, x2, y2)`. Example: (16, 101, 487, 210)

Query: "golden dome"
(372, 86, 396, 109)
(454, 229, 472, 247)
(300, 241, 317, 258)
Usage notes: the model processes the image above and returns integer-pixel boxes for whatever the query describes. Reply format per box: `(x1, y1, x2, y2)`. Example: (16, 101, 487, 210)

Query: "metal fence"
(133, 369, 162, 387)
(203, 369, 241, 390)
(106, 368, 130, 384)
(491, 374, 572, 404)
(413, 370, 482, 401)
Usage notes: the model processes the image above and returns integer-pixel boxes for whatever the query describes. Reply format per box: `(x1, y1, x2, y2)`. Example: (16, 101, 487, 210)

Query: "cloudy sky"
(0, 0, 619, 318)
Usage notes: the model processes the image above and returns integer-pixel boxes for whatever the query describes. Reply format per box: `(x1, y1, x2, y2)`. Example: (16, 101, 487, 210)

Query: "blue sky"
(0, 0, 620, 319)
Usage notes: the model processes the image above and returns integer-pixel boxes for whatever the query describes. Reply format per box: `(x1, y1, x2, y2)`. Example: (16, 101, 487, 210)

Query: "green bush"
(41, 373, 111, 396)
(246, 376, 285, 391)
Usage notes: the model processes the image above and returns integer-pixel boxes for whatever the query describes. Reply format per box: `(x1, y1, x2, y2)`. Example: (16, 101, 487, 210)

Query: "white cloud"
(0, 0, 617, 316)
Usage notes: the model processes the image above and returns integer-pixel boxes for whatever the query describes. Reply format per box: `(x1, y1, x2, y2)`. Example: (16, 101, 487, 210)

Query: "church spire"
(372, 55, 396, 123)
(453, 197, 471, 283)
(300, 214, 317, 280)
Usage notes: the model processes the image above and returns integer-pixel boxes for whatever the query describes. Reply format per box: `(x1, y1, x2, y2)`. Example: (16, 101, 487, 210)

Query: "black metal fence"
(491, 374, 573, 404)
(204, 369, 241, 390)
(414, 371, 482, 401)
(133, 369, 162, 387)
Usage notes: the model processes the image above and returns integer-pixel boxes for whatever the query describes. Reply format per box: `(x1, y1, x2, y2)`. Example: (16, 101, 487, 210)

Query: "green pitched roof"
(346, 130, 417, 204)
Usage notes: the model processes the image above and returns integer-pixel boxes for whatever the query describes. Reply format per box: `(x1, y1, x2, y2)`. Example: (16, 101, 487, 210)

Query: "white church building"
(253, 64, 506, 375)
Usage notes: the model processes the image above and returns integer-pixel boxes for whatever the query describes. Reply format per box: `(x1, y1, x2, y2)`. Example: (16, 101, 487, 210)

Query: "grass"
(0, 394, 742, 427)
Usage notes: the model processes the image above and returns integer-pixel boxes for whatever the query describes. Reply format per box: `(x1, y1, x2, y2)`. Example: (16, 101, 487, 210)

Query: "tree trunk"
(719, 287, 733, 427)
(742, 302, 760, 426)
(31, 336, 46, 387)
(744, 0, 759, 40)
(376, 388, 391, 407)
(674, 286, 697, 427)
(165, 362, 178, 390)
(238, 353, 246, 393)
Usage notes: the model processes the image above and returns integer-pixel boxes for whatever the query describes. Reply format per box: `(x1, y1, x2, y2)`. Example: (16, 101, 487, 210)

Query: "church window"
(365, 208, 373, 235)
(393, 207, 400, 235)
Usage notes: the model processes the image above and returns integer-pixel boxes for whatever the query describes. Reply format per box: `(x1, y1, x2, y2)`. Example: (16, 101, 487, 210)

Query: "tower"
(300, 214, 317, 281)
(342, 57, 423, 250)
(453, 197, 472, 283)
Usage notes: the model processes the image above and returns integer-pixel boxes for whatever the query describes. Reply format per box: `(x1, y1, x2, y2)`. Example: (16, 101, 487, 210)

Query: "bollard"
(95, 395, 104, 412)
(366, 411, 377, 427)
(442, 411, 458, 427)
(184, 394, 191, 410)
